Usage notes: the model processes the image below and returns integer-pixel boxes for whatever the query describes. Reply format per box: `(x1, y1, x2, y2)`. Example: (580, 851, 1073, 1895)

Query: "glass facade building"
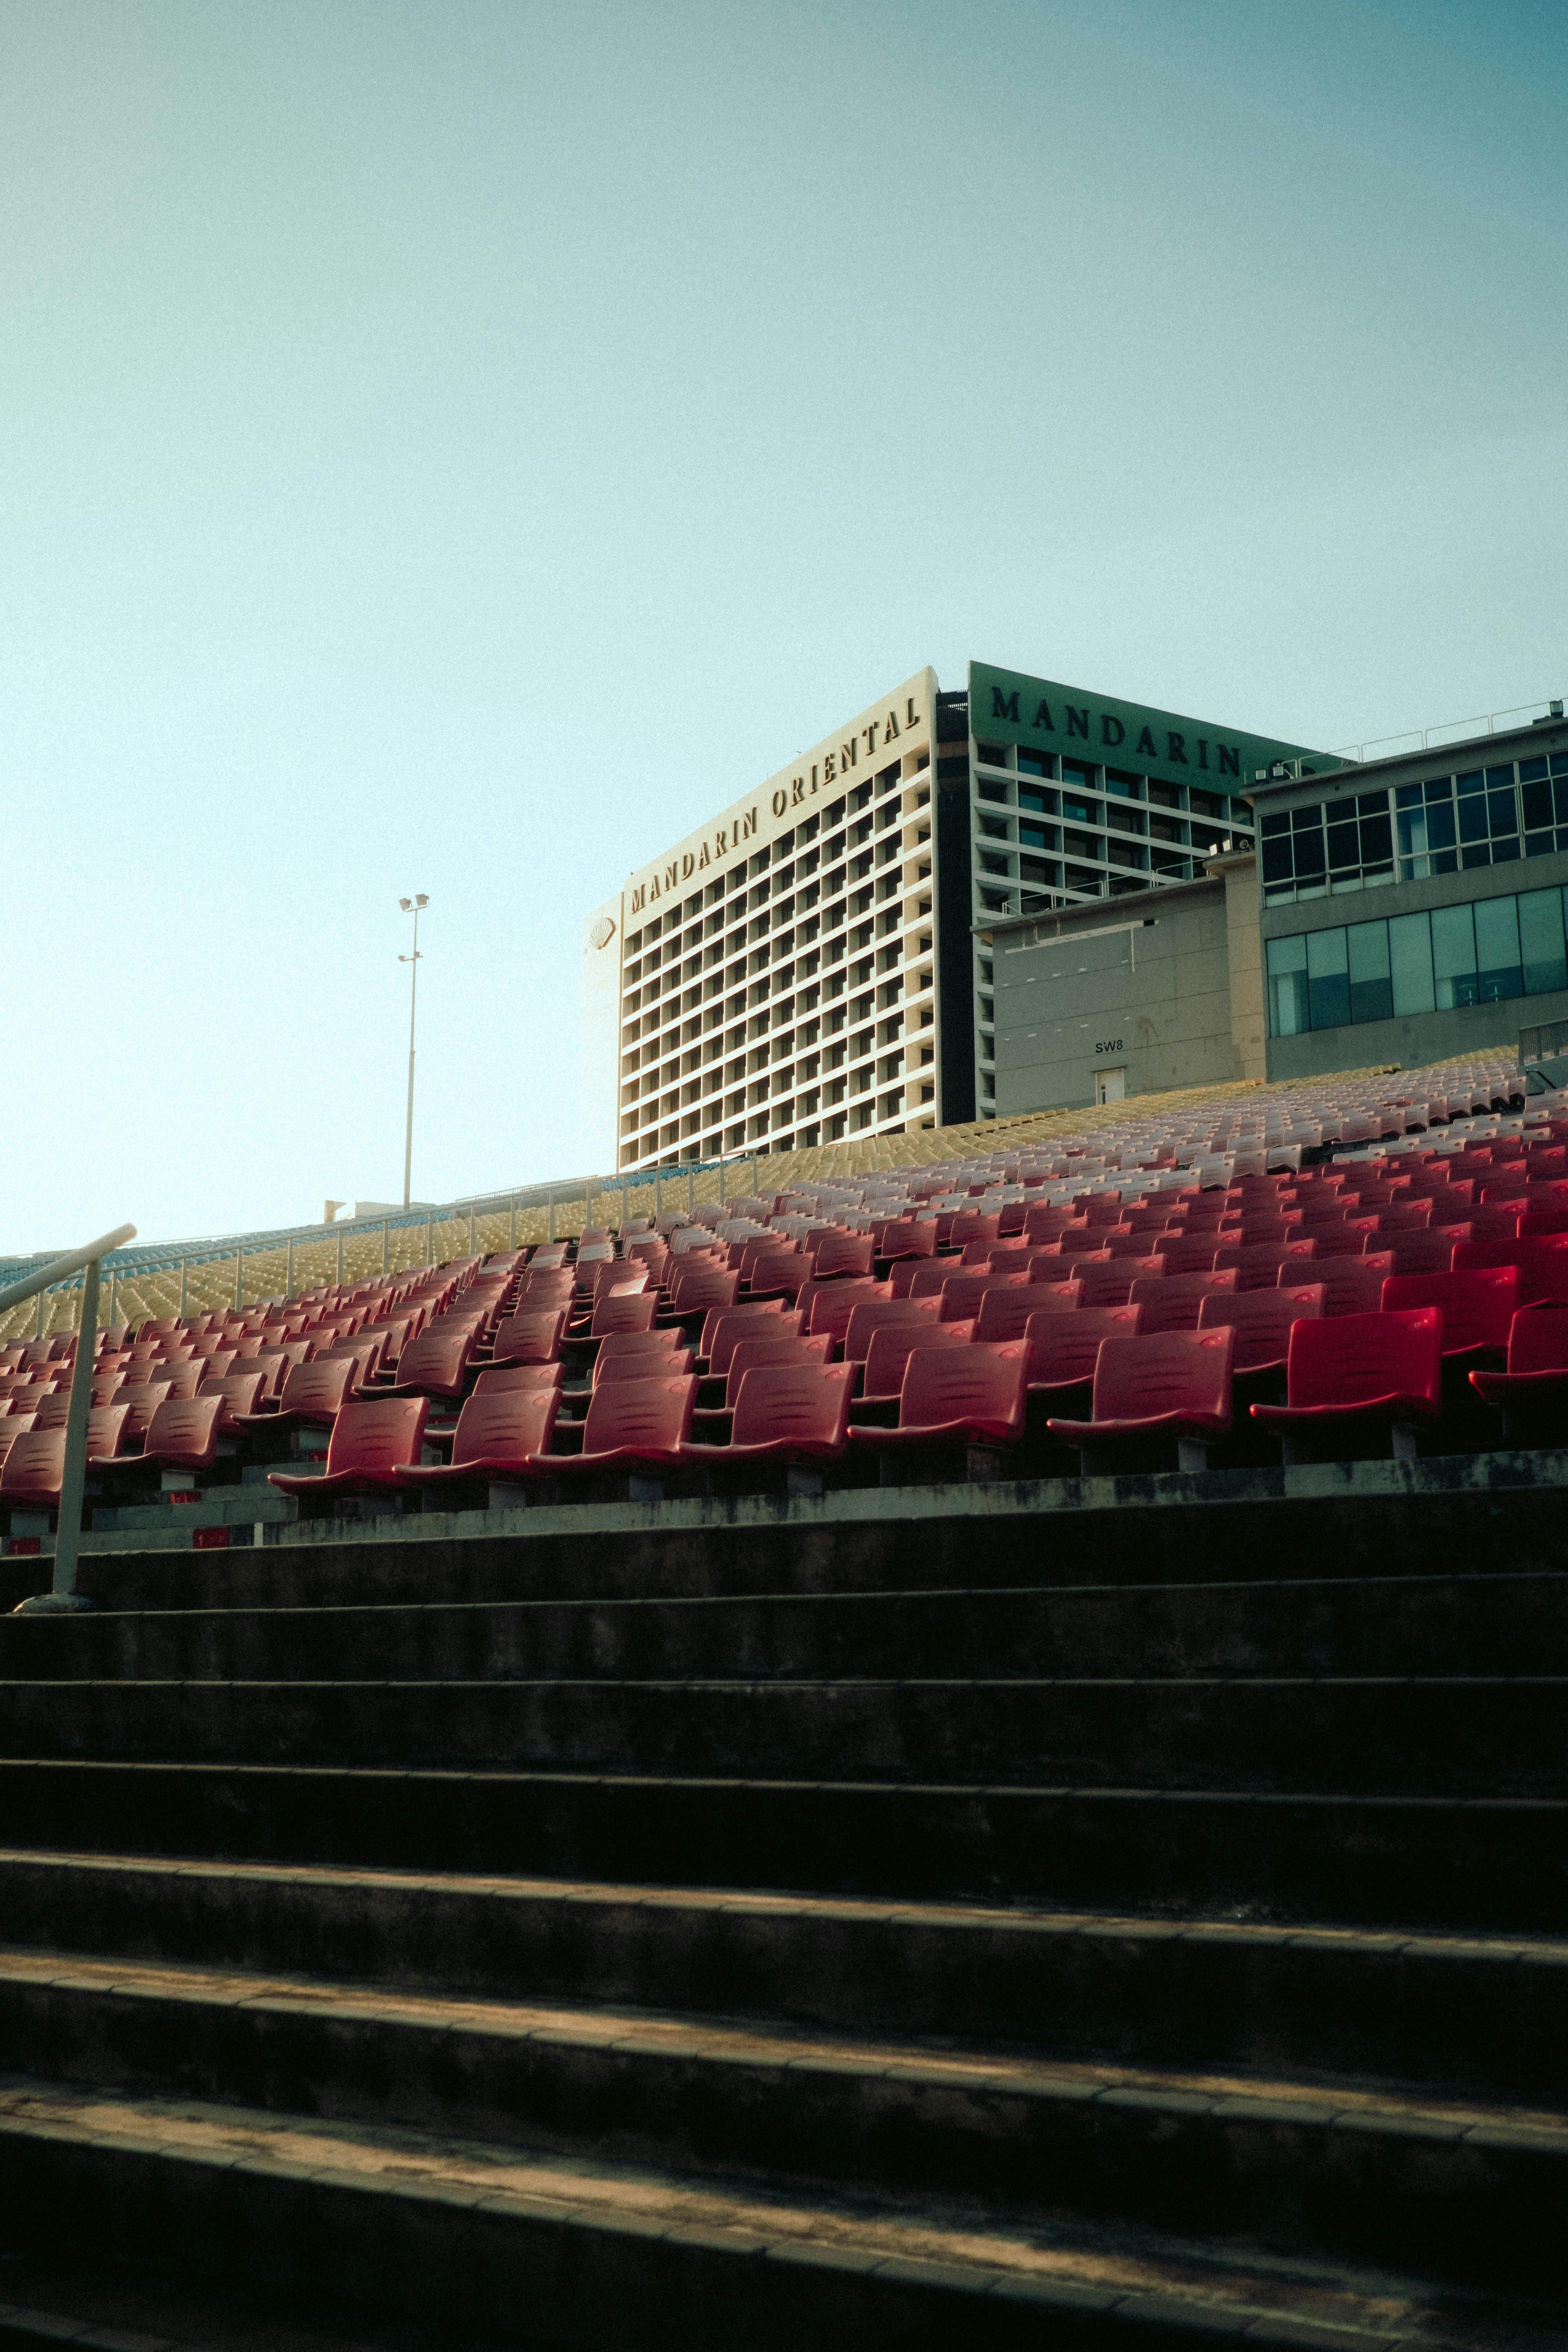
(1251, 708, 1568, 1081)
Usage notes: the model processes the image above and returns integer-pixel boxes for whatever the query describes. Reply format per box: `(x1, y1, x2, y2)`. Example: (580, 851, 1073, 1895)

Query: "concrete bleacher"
(0, 1450, 1564, 2345)
(0, 1053, 1565, 2345)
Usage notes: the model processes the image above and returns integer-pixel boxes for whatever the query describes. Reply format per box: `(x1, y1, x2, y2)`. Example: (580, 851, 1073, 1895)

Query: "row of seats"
(2, 1054, 1560, 1534)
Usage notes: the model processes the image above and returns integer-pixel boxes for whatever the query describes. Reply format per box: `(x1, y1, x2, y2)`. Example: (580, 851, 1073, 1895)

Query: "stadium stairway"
(0, 1463, 1565, 2350)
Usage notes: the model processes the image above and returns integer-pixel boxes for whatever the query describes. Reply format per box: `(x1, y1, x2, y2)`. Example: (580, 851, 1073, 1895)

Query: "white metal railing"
(1254, 698, 1563, 785)
(0, 1223, 136, 1614)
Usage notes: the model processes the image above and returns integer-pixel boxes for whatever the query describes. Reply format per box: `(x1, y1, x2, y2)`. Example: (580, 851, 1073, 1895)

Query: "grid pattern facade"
(614, 745, 938, 1170)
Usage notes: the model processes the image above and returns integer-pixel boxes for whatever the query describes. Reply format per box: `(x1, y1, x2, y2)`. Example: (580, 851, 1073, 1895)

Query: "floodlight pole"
(399, 896, 428, 1210)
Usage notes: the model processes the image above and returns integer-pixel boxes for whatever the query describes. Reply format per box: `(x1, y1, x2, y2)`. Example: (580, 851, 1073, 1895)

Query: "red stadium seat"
(841, 1298, 939, 1365)
(1380, 1268, 1518, 1365)
(590, 1290, 660, 1339)
(683, 1362, 855, 1490)
(698, 1302, 795, 1373)
(396, 1383, 561, 1499)
(1148, 1237, 1223, 1276)
(804, 1278, 885, 1355)
(371, 1325, 477, 1402)
(1470, 1302, 1568, 1419)
(935, 1269, 1028, 1323)
(196, 1372, 270, 1430)
(855, 1319, 974, 1407)
(741, 1245, 808, 1301)
(109, 1383, 175, 1444)
(1074, 1259, 1163, 1309)
(1452, 1235, 1568, 1306)
(1023, 1305, 1142, 1403)
(234, 1359, 354, 1432)
(138, 1396, 228, 1474)
(471, 1363, 565, 1397)
(1210, 1240, 1318, 1291)
(269, 1397, 432, 1502)
(490, 1310, 566, 1366)
(1287, 1252, 1394, 1319)
(1047, 1329, 1235, 1471)
(1379, 1229, 1465, 1277)
(1129, 1269, 1237, 1334)
(533, 1374, 697, 1496)
(1196, 1284, 1325, 1375)
(808, 1232, 875, 1282)
(1250, 1309, 1443, 1463)
(849, 1341, 1028, 1472)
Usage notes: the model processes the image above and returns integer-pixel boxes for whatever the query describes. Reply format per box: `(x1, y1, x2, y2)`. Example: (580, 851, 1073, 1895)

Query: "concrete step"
(0, 1762, 1562, 1934)
(7, 1452, 1567, 1618)
(3, 1573, 1564, 1685)
(2, 1853, 1564, 2105)
(0, 1676, 1560, 1796)
(2, 1948, 1565, 2293)
(0, 2074, 1557, 2350)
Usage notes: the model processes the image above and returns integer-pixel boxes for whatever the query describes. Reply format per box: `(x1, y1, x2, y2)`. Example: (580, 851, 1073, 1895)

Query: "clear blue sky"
(3, 0, 1563, 1251)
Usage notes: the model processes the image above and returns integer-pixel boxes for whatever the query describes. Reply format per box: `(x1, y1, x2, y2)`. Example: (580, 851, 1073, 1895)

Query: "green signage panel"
(969, 661, 1332, 801)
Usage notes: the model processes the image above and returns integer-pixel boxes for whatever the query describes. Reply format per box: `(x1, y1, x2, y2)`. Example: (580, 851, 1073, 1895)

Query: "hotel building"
(582, 663, 1321, 1171)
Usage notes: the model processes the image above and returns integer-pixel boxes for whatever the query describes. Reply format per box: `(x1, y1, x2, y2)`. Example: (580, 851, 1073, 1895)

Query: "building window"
(1265, 883, 1568, 1036)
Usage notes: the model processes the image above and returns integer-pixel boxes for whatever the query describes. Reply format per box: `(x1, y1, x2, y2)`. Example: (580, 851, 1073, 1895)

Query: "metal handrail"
(5, 1224, 136, 1617)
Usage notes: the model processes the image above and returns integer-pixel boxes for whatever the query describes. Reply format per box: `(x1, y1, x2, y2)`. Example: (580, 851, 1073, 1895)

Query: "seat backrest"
(1381, 1266, 1519, 1354)
(1019, 1278, 1083, 1315)
(1452, 1234, 1568, 1305)
(804, 1278, 883, 1349)
(83, 1402, 131, 1458)
(324, 1397, 432, 1478)
(1129, 1269, 1238, 1335)
(945, 1211, 1001, 1250)
(491, 1310, 566, 1365)
(877, 1220, 935, 1262)
(472, 1363, 564, 1397)
(1382, 1230, 1462, 1276)
(590, 1289, 660, 1338)
(111, 1382, 175, 1441)
(842, 1298, 938, 1363)
(1150, 1237, 1222, 1275)
(860, 1320, 973, 1401)
(1196, 1285, 1324, 1370)
(595, 1345, 695, 1384)
(1505, 1299, 1568, 1375)
(591, 1326, 685, 1374)
(727, 1361, 855, 1451)
(1287, 1254, 1392, 1317)
(1023, 1304, 1141, 1388)
(1284, 1308, 1443, 1411)
(725, 1333, 831, 1388)
(974, 1284, 1065, 1343)
(198, 1372, 269, 1418)
(142, 1396, 224, 1464)
(1088, 1329, 1235, 1428)
(937, 1269, 1027, 1323)
(900, 1339, 1028, 1437)
(277, 1359, 357, 1419)
(809, 1232, 876, 1282)
(667, 1265, 739, 1313)
(450, 1382, 560, 1468)
(1210, 1241, 1316, 1277)
(591, 1260, 650, 1300)
(393, 1327, 476, 1388)
(0, 1429, 66, 1502)
(579, 1374, 698, 1455)
(699, 1301, 792, 1372)
(29, 1393, 75, 1431)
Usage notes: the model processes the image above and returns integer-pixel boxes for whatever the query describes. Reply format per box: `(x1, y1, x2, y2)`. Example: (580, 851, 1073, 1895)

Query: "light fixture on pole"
(399, 895, 429, 1210)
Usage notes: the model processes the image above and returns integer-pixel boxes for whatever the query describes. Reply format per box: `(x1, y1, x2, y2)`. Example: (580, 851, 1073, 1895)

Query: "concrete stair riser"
(0, 1677, 1562, 1795)
(2, 1856, 1566, 2103)
(0, 1965, 1563, 2290)
(0, 1763, 1564, 1932)
(2, 1573, 1566, 1684)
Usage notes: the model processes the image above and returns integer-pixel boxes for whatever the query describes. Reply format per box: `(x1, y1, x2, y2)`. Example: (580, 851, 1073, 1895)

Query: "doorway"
(1095, 1068, 1127, 1105)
